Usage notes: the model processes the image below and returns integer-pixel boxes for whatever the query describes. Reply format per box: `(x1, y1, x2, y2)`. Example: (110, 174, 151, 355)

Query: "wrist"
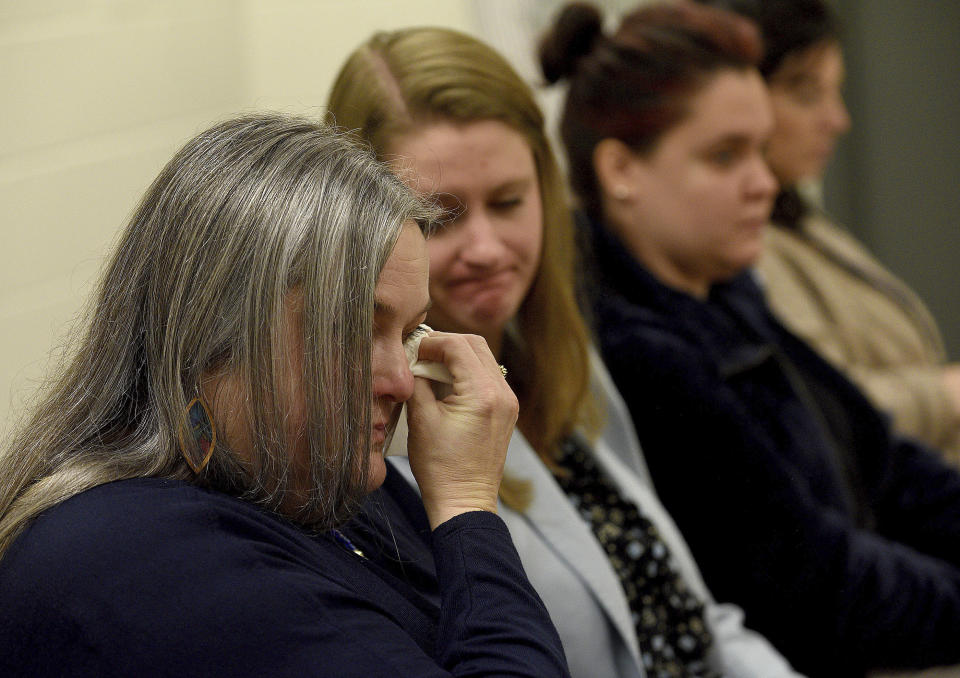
(422, 484, 500, 530)
(426, 504, 498, 531)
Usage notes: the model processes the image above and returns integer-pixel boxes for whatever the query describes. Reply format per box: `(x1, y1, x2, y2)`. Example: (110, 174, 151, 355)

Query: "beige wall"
(0, 0, 481, 437)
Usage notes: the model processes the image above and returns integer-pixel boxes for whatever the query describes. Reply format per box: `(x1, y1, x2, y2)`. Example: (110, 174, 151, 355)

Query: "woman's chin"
(364, 453, 388, 493)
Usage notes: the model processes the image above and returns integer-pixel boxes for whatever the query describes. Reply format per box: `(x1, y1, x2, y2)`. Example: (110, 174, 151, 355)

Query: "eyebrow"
(707, 134, 753, 148)
(783, 73, 821, 88)
(434, 177, 533, 202)
(491, 177, 533, 194)
(373, 298, 433, 319)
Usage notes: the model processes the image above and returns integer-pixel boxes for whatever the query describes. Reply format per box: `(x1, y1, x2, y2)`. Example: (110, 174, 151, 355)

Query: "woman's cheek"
(426, 240, 457, 283)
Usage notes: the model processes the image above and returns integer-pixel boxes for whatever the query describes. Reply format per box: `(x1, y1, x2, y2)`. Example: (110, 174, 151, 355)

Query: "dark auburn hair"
(697, 0, 840, 225)
(540, 0, 762, 216)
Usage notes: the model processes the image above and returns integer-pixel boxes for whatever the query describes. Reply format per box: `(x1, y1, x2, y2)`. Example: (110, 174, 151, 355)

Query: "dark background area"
(824, 0, 960, 357)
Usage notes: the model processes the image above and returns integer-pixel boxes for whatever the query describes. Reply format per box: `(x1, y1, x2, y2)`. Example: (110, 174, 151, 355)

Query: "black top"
(554, 434, 718, 678)
(0, 477, 570, 678)
(583, 211, 960, 677)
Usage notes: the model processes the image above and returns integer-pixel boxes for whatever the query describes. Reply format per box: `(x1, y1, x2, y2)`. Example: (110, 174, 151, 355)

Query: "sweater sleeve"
(430, 511, 571, 678)
(758, 224, 960, 454)
(0, 483, 570, 678)
(875, 435, 960, 565)
(845, 364, 960, 455)
(602, 326, 960, 676)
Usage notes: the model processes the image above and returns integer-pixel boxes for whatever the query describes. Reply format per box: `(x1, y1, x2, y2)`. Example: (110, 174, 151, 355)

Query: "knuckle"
(504, 392, 520, 420)
(450, 333, 473, 351)
(464, 333, 491, 352)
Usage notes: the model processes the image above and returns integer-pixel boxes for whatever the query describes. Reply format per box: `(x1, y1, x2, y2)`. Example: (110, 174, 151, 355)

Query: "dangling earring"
(178, 396, 217, 473)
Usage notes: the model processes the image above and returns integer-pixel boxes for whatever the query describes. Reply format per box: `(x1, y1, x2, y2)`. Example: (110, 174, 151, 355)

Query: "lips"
(373, 402, 403, 448)
(812, 147, 833, 162)
(446, 269, 515, 300)
(372, 415, 390, 443)
(740, 216, 768, 230)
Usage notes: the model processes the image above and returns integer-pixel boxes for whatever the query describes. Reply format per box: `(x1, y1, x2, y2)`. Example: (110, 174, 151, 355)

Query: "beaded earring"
(178, 396, 217, 473)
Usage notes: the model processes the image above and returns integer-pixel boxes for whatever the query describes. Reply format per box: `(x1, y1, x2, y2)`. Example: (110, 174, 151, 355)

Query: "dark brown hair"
(697, 0, 839, 79)
(697, 0, 840, 224)
(541, 1, 762, 216)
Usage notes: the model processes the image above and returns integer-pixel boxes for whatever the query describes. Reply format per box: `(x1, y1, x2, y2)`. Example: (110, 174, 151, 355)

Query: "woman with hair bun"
(329, 20, 800, 678)
(549, 0, 960, 675)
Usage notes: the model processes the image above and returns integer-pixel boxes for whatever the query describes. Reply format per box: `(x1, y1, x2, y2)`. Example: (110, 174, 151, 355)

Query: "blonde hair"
(0, 114, 437, 557)
(328, 27, 601, 507)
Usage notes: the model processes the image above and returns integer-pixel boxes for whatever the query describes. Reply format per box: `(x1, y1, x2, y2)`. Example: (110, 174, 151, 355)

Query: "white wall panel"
(0, 0, 479, 436)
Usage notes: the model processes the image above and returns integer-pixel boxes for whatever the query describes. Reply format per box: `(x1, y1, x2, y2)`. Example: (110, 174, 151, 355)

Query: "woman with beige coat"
(702, 0, 960, 459)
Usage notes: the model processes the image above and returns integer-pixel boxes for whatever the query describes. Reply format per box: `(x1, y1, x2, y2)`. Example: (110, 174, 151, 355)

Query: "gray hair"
(0, 114, 438, 556)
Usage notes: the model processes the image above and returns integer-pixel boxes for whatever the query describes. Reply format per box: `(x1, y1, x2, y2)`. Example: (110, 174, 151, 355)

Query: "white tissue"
(384, 324, 454, 457)
(405, 324, 454, 385)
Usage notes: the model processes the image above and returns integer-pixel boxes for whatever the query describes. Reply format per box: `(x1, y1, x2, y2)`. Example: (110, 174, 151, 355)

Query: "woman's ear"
(593, 138, 638, 202)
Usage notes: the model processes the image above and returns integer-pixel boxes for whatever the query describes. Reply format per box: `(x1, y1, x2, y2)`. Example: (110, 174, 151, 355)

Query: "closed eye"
(431, 194, 465, 229)
(491, 197, 523, 211)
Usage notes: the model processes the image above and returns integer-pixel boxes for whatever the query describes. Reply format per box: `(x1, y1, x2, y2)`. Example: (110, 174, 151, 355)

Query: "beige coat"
(756, 212, 960, 459)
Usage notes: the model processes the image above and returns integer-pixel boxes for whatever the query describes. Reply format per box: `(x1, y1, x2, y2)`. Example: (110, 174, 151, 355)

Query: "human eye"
(707, 146, 738, 168)
(491, 178, 534, 211)
(490, 195, 523, 212)
(791, 84, 823, 106)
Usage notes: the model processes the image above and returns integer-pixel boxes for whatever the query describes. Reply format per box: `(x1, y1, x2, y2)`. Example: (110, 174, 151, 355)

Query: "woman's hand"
(404, 331, 518, 529)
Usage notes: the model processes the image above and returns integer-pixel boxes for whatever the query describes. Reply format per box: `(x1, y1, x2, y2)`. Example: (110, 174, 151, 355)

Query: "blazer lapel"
(504, 432, 642, 663)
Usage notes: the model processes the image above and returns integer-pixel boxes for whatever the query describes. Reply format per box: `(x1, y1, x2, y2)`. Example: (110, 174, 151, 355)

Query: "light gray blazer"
(389, 351, 803, 678)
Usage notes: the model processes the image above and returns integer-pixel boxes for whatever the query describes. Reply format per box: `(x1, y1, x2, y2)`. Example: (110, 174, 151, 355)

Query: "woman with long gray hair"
(0, 113, 570, 678)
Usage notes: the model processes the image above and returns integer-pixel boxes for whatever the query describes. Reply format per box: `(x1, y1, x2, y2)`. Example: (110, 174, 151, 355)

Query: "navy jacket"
(585, 215, 960, 677)
(0, 478, 569, 678)
(345, 463, 443, 605)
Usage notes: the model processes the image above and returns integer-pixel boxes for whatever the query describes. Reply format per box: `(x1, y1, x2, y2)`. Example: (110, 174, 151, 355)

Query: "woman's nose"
(458, 212, 504, 266)
(821, 89, 851, 136)
(373, 341, 415, 403)
(829, 97, 851, 135)
(747, 155, 779, 199)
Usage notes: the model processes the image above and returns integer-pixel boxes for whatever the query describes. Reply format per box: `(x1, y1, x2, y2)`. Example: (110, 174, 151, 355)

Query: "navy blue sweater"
(585, 215, 960, 677)
(0, 478, 569, 678)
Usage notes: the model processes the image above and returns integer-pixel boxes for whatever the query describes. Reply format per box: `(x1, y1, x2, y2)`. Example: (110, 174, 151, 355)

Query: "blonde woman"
(330, 24, 800, 678)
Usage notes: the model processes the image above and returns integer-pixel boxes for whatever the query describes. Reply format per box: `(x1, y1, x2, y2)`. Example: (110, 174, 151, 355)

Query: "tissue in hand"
(384, 324, 454, 457)
(404, 324, 454, 391)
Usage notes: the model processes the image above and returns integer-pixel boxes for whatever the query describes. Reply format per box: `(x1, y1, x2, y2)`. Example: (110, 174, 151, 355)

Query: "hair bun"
(539, 2, 604, 84)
